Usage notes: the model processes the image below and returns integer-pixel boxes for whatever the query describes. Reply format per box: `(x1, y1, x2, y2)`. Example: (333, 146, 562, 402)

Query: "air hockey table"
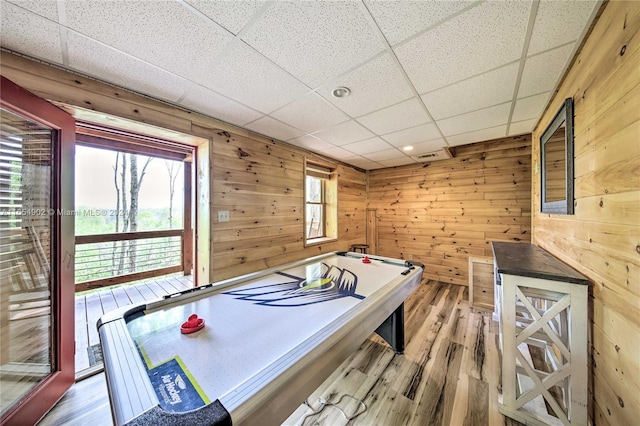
(97, 251, 424, 425)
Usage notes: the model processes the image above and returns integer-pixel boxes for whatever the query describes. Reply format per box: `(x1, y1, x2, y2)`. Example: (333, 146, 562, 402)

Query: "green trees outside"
(75, 147, 184, 285)
(75, 206, 184, 236)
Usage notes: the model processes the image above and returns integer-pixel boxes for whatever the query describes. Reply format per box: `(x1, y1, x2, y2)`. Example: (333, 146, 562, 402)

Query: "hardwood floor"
(40, 280, 523, 426)
(38, 372, 111, 426)
(284, 280, 519, 426)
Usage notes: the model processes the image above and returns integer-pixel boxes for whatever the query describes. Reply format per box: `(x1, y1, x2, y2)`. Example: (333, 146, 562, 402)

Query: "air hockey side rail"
(98, 313, 232, 425)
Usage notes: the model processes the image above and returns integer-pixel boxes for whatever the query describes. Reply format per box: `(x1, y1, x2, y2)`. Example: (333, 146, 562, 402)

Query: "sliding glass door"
(1, 77, 75, 425)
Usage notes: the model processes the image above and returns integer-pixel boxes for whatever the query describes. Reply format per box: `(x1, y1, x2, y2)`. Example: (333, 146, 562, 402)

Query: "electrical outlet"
(218, 210, 229, 222)
(408, 254, 413, 260)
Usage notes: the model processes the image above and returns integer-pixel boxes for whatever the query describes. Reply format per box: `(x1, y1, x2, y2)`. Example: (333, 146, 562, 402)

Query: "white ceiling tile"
(67, 32, 192, 104)
(200, 42, 310, 114)
(382, 123, 442, 147)
(509, 119, 537, 136)
(1, 2, 62, 64)
(244, 116, 304, 142)
(179, 84, 263, 127)
(438, 103, 511, 137)
(64, 1, 233, 83)
(6, 0, 58, 21)
(362, 148, 405, 162)
(518, 43, 574, 98)
(528, 0, 599, 55)
(345, 157, 383, 169)
(357, 98, 430, 135)
(311, 120, 374, 146)
(241, 1, 385, 87)
(446, 125, 507, 147)
(342, 137, 393, 155)
(317, 52, 414, 117)
(368, 164, 391, 170)
(342, 154, 363, 161)
(421, 62, 519, 120)
(394, 0, 531, 93)
(512, 92, 550, 123)
(410, 139, 447, 155)
(364, 0, 475, 46)
(320, 146, 362, 161)
(270, 93, 349, 133)
(288, 135, 336, 151)
(377, 156, 417, 168)
(184, 0, 267, 35)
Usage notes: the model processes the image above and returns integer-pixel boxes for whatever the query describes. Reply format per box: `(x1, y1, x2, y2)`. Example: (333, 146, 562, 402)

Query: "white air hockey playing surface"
(98, 251, 423, 425)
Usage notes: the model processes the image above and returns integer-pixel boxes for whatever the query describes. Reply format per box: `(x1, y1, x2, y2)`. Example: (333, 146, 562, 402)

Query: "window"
(304, 159, 337, 245)
(306, 174, 324, 238)
(73, 124, 194, 290)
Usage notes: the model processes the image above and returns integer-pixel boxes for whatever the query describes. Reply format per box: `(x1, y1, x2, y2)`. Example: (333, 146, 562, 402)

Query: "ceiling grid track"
(55, 0, 69, 67)
(358, 0, 448, 147)
(506, 0, 540, 137)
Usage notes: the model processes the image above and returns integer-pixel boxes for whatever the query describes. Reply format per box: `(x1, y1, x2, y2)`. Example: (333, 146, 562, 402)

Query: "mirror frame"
(540, 97, 574, 214)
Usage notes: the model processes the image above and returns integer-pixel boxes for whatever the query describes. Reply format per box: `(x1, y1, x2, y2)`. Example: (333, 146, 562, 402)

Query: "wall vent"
(412, 148, 452, 162)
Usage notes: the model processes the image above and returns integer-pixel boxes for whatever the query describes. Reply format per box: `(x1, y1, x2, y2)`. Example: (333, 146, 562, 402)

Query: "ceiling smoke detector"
(331, 87, 351, 98)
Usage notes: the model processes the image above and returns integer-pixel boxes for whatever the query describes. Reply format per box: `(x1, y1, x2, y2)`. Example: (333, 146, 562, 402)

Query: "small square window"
(304, 160, 337, 245)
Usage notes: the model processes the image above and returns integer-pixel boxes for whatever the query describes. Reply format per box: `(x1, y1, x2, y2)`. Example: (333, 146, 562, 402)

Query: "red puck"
(181, 314, 205, 334)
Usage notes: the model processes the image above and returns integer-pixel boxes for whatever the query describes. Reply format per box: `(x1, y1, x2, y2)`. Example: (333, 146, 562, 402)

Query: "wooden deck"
(74, 275, 194, 374)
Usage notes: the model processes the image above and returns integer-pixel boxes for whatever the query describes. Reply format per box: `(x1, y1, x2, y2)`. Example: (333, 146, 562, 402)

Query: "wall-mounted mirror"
(541, 97, 574, 214)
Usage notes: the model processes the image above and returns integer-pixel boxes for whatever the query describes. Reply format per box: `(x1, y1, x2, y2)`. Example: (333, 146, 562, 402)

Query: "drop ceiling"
(1, 0, 600, 170)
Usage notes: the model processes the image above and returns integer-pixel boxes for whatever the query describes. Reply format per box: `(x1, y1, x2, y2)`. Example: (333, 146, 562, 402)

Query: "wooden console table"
(491, 242, 589, 426)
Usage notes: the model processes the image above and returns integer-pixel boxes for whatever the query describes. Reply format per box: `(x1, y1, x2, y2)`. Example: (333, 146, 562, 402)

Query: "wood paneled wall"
(0, 52, 367, 283)
(531, 2, 640, 425)
(368, 134, 532, 286)
(208, 130, 367, 280)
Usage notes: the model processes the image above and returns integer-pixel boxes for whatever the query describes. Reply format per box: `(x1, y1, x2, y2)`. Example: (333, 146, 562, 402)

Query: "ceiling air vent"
(412, 148, 452, 162)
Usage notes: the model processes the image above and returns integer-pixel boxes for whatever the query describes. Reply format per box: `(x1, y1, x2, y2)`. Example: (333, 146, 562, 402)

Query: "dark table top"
(491, 242, 589, 285)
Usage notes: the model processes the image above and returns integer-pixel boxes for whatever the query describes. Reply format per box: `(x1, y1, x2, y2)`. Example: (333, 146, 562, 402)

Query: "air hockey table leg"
(374, 303, 405, 354)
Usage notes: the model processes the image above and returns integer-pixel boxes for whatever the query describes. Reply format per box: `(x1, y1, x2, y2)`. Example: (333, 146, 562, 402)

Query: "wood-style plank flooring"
(74, 275, 193, 373)
(41, 280, 523, 426)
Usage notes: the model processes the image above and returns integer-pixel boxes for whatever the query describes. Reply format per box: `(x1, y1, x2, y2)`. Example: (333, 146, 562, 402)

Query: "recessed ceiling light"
(403, 146, 414, 151)
(331, 86, 351, 98)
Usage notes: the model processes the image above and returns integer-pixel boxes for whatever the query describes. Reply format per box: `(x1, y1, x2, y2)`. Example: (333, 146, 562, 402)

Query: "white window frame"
(304, 158, 337, 246)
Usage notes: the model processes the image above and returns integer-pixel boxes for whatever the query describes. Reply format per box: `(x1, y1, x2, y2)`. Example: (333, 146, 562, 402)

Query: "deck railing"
(75, 229, 186, 292)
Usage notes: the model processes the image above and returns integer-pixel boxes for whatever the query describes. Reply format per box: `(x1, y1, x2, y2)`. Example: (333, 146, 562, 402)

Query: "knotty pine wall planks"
(531, 2, 640, 425)
(0, 52, 367, 283)
(208, 129, 367, 280)
(368, 134, 532, 286)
